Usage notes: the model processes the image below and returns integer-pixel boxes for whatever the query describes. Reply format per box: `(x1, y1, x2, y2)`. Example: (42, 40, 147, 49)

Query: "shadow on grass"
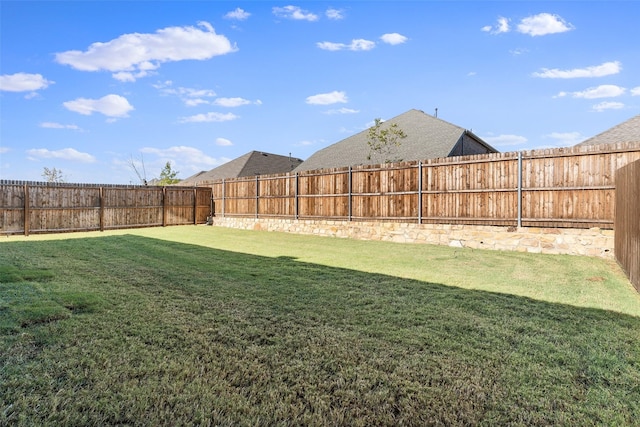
(1, 235, 640, 426)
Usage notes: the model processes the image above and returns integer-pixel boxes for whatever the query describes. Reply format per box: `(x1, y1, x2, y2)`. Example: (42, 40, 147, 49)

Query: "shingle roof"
(575, 114, 640, 146)
(180, 151, 303, 184)
(293, 109, 496, 172)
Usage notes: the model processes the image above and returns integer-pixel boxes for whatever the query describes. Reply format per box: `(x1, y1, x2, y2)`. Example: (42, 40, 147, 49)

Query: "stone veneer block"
(210, 218, 615, 259)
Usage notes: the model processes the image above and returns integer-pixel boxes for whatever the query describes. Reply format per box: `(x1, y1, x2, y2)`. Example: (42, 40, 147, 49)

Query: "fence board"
(0, 184, 26, 234)
(615, 160, 640, 292)
(0, 182, 211, 234)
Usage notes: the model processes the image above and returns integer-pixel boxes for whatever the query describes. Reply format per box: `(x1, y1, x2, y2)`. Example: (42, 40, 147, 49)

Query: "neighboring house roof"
(180, 151, 304, 184)
(575, 114, 640, 146)
(293, 109, 497, 172)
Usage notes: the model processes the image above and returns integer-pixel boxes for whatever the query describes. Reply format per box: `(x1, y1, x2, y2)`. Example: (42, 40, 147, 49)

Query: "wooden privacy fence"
(209, 142, 640, 229)
(615, 159, 640, 292)
(0, 182, 212, 235)
(1, 142, 638, 235)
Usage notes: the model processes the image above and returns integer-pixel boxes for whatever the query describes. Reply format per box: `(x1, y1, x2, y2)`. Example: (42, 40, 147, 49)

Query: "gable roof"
(575, 114, 640, 146)
(293, 109, 496, 172)
(180, 151, 303, 185)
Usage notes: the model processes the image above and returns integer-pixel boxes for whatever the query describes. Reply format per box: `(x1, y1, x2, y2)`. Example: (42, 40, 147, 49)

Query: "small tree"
(366, 118, 407, 164)
(157, 161, 180, 185)
(42, 167, 65, 183)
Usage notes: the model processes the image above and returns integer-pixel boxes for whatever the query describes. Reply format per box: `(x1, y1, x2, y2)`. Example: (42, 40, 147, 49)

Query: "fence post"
(295, 173, 299, 220)
(210, 188, 214, 219)
(99, 187, 104, 232)
(23, 183, 30, 236)
(193, 187, 197, 225)
(222, 179, 225, 218)
(162, 187, 167, 227)
(255, 175, 260, 219)
(418, 162, 423, 224)
(348, 167, 352, 221)
(517, 151, 523, 228)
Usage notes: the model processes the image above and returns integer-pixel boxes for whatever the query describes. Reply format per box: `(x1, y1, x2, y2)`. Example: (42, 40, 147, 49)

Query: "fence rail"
(615, 159, 640, 292)
(207, 142, 640, 229)
(0, 183, 212, 235)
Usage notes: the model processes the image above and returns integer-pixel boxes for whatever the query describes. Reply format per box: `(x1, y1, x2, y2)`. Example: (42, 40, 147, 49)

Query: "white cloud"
(27, 148, 96, 163)
(0, 147, 10, 154)
(306, 91, 348, 105)
(349, 39, 376, 51)
(316, 42, 344, 51)
(152, 81, 262, 107)
(225, 8, 250, 20)
(214, 97, 252, 107)
(215, 138, 233, 146)
(179, 112, 239, 123)
(481, 134, 528, 147)
(140, 146, 223, 173)
(317, 39, 376, 51)
(55, 22, 237, 81)
(273, 6, 318, 21)
(380, 33, 408, 45)
(39, 122, 81, 130)
(63, 94, 134, 118)
(112, 70, 155, 82)
(591, 101, 624, 112)
(0, 72, 54, 92)
(326, 8, 344, 20)
(318, 33, 406, 51)
(496, 17, 510, 33)
(184, 99, 210, 107)
(510, 48, 528, 56)
(482, 16, 510, 34)
(483, 13, 573, 37)
(295, 140, 316, 147)
(544, 132, 584, 146)
(532, 61, 621, 78)
(517, 13, 574, 36)
(173, 88, 217, 98)
(324, 108, 359, 115)
(631, 86, 640, 96)
(153, 81, 218, 106)
(557, 85, 626, 99)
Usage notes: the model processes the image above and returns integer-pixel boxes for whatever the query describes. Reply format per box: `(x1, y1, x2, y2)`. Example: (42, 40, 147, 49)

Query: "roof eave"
(463, 129, 499, 153)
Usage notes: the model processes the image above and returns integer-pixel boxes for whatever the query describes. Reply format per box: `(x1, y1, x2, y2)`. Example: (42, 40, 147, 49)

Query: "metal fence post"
(418, 162, 423, 224)
(348, 167, 352, 221)
(295, 173, 299, 220)
(255, 175, 259, 219)
(517, 151, 523, 228)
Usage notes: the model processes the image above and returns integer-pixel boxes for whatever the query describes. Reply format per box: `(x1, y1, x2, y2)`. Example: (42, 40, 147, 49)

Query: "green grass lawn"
(1, 225, 639, 426)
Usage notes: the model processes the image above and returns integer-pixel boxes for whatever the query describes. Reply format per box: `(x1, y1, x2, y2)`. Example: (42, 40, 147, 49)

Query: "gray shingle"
(180, 151, 303, 184)
(575, 114, 640, 146)
(293, 109, 496, 172)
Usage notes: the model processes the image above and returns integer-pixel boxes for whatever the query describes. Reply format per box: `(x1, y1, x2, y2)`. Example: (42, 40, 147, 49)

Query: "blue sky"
(1, 1, 639, 184)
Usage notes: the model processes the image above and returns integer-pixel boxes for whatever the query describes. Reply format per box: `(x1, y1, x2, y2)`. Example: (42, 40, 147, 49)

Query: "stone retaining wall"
(210, 217, 615, 258)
